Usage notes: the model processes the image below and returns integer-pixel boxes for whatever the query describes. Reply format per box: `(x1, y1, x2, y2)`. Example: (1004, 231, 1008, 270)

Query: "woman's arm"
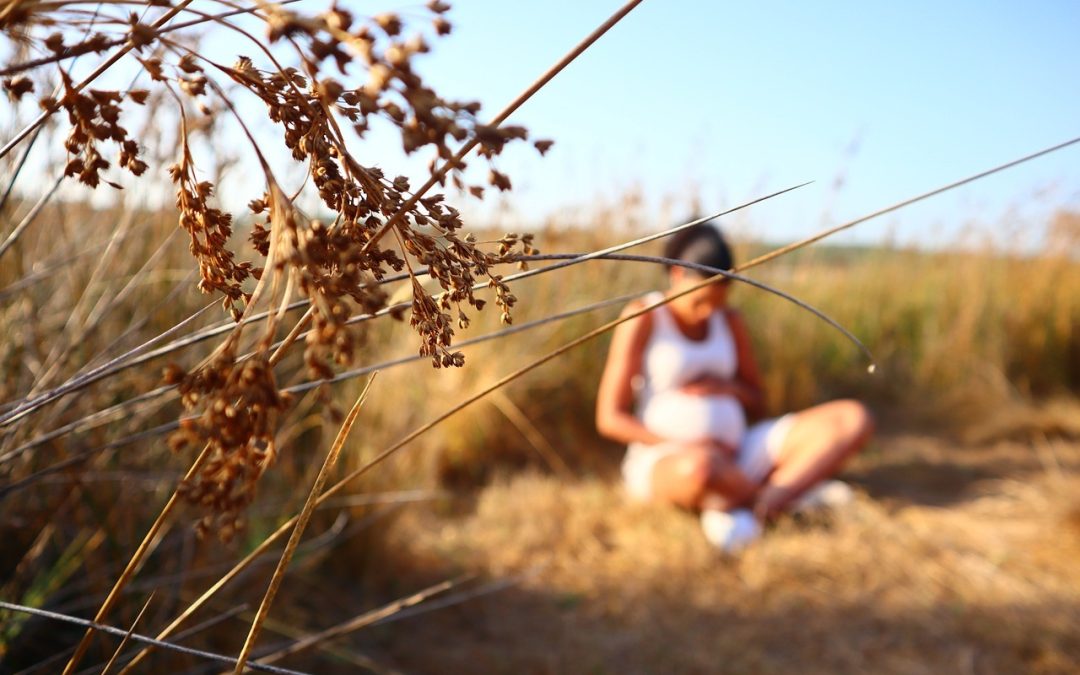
(595, 302, 668, 446)
(725, 308, 766, 420)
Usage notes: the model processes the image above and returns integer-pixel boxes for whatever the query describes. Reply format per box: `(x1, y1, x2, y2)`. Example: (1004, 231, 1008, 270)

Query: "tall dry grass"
(1, 1, 657, 670)
(341, 215, 1080, 495)
(3, 190, 1078, 671)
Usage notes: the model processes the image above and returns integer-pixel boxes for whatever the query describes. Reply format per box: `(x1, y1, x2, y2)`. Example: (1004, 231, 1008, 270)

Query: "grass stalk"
(5, 243, 866, 496)
(253, 577, 464, 666)
(231, 375, 378, 673)
(0, 175, 62, 261)
(489, 390, 574, 480)
(740, 135, 1080, 272)
(99, 592, 154, 675)
(0, 182, 809, 429)
(0, 600, 309, 675)
(61, 441, 213, 674)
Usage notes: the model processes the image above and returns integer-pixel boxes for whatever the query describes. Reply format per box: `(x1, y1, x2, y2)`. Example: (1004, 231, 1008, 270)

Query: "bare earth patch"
(365, 433, 1080, 674)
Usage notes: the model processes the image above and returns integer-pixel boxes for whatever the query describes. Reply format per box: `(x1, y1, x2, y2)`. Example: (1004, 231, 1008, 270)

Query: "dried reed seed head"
(3, 75, 33, 99)
(209, 18, 540, 367)
(169, 349, 291, 541)
(44, 31, 64, 52)
(533, 139, 554, 156)
(49, 69, 149, 188)
(170, 159, 251, 320)
(6, 1, 550, 534)
(127, 15, 157, 51)
(178, 53, 201, 74)
(374, 13, 403, 37)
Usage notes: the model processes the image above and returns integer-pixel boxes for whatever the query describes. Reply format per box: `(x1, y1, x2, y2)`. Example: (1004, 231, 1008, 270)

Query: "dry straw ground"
(379, 433, 1080, 675)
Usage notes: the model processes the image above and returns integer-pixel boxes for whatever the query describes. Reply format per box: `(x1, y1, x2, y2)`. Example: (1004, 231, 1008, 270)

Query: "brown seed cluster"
(165, 351, 291, 541)
(170, 159, 255, 321)
(3, 75, 33, 99)
(4, 1, 551, 535)
(209, 4, 548, 370)
(42, 71, 149, 188)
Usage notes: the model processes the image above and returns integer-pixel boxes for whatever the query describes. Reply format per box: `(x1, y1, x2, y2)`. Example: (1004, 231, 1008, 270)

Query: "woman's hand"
(680, 374, 763, 416)
(685, 437, 738, 458)
(680, 375, 742, 397)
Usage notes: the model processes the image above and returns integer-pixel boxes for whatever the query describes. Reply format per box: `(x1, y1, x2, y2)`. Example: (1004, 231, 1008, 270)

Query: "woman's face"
(668, 267, 730, 325)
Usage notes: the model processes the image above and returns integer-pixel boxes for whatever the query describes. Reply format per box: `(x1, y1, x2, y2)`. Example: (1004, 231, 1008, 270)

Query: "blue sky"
(368, 0, 1080, 247)
(5, 1, 1079, 249)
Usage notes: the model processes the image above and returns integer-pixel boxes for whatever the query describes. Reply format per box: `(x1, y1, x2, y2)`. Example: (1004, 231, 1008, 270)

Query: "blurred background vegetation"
(2, 188, 1078, 670)
(2, 0, 1079, 670)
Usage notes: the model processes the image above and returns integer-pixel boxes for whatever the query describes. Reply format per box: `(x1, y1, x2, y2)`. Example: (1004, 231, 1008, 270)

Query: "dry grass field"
(3, 2, 1080, 672)
(2, 196, 1078, 673)
(370, 428, 1080, 675)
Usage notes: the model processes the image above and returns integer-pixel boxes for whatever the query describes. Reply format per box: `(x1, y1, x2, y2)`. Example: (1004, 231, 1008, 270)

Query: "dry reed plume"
(0, 0, 650, 670)
(2, 0, 547, 540)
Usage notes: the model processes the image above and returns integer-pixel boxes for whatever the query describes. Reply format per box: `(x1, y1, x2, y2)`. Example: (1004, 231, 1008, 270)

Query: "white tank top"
(635, 292, 747, 448)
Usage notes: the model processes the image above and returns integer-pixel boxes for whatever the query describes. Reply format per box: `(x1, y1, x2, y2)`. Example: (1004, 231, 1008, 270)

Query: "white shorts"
(621, 414, 795, 502)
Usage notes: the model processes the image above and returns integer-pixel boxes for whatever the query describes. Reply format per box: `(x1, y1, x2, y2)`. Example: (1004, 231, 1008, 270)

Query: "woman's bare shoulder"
(619, 297, 656, 321)
(622, 297, 649, 314)
(616, 298, 655, 336)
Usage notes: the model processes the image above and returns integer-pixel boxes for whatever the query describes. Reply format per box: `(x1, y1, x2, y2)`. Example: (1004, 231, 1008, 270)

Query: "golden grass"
(4, 1, 1079, 670)
(2, 193, 1078, 671)
(376, 433, 1080, 674)
(336, 219, 1080, 495)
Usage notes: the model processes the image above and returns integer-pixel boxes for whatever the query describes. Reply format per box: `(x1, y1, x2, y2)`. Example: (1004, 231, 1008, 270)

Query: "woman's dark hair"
(661, 220, 734, 275)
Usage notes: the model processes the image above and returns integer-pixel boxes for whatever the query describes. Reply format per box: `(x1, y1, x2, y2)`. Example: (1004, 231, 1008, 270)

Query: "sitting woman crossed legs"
(595, 222, 873, 552)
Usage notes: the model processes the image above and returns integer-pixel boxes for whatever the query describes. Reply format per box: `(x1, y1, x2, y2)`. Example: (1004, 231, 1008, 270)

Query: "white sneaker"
(792, 480, 854, 514)
(700, 508, 761, 553)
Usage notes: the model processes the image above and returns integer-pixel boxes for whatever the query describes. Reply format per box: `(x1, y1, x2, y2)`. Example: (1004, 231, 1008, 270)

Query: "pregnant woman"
(595, 222, 873, 552)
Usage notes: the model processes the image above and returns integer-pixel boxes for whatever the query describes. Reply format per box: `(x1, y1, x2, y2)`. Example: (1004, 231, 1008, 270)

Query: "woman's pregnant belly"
(641, 390, 746, 448)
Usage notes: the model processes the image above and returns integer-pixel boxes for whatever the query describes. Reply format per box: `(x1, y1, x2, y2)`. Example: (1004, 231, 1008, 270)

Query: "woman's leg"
(650, 443, 759, 510)
(755, 399, 874, 518)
